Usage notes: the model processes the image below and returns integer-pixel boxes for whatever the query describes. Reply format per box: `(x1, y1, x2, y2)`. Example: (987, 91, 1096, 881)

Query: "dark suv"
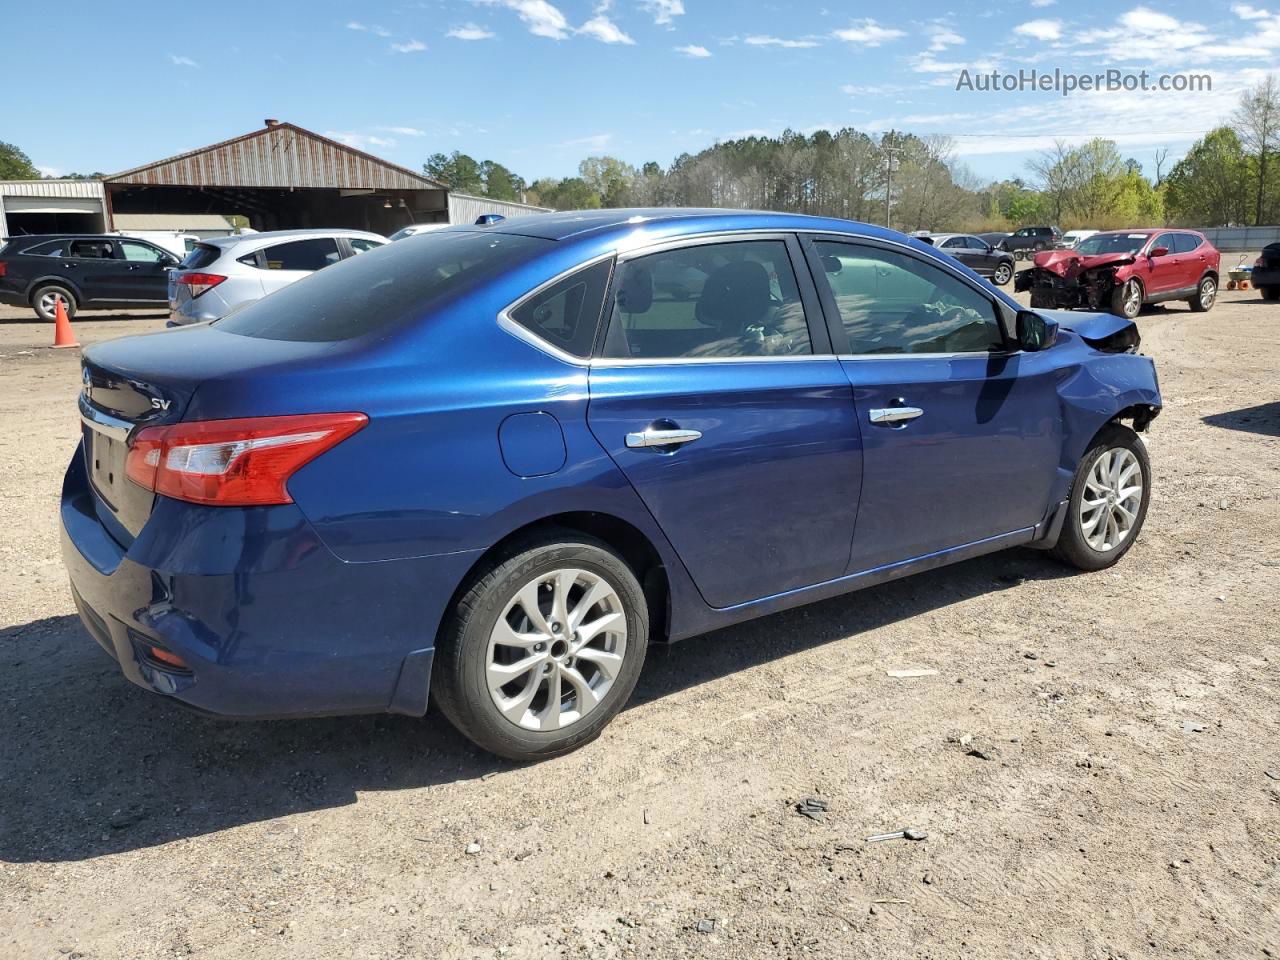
(0, 234, 178, 321)
(1002, 226, 1062, 260)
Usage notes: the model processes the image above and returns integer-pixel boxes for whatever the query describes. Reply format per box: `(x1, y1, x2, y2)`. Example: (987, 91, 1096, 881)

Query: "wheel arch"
(27, 275, 84, 304)
(446, 511, 672, 645)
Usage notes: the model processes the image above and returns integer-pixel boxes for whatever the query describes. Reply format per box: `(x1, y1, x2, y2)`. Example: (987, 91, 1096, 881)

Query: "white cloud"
(578, 15, 635, 43)
(377, 126, 426, 136)
(745, 35, 822, 49)
(167, 53, 198, 67)
(325, 131, 396, 149)
(447, 23, 496, 40)
(675, 44, 712, 57)
(1013, 19, 1062, 41)
(474, 0, 571, 39)
(36, 165, 65, 178)
(560, 133, 613, 149)
(347, 22, 390, 37)
(1030, 0, 1056, 6)
(1232, 3, 1272, 18)
(927, 25, 965, 52)
(390, 39, 427, 53)
(641, 0, 684, 26)
(832, 20, 906, 47)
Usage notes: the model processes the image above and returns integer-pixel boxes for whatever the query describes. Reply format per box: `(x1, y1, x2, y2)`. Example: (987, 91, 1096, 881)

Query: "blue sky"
(7, 0, 1278, 186)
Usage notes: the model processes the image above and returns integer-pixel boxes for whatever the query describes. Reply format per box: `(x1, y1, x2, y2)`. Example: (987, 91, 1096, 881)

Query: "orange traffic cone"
(52, 297, 79, 349)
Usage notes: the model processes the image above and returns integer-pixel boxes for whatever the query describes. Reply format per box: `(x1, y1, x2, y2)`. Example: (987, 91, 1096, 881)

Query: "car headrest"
(616, 263, 653, 314)
(695, 260, 771, 334)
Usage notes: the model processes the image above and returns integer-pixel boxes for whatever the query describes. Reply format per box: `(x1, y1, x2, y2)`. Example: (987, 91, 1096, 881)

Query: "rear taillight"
(1256, 256, 1266, 268)
(176, 272, 226, 299)
(125, 413, 367, 506)
(0, 261, 7, 277)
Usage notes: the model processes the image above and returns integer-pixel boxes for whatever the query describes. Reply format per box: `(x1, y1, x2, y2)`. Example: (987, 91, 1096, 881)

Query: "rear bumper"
(60, 444, 480, 719)
(1249, 267, 1280, 288)
(0, 286, 27, 308)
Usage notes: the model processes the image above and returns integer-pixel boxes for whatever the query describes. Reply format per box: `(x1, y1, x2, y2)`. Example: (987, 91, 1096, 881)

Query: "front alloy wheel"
(1051, 423, 1151, 571)
(1111, 278, 1143, 319)
(432, 534, 649, 760)
(1191, 276, 1217, 312)
(992, 262, 1013, 286)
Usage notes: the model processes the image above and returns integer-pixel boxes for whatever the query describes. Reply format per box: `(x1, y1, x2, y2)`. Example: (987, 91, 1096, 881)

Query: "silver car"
(168, 228, 386, 325)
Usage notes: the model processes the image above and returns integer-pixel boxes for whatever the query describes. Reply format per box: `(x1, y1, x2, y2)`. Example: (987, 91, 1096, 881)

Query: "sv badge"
(150, 398, 172, 411)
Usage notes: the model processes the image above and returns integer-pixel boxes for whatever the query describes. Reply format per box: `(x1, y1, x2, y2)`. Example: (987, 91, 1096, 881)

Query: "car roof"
(198, 228, 386, 249)
(468, 207, 920, 248)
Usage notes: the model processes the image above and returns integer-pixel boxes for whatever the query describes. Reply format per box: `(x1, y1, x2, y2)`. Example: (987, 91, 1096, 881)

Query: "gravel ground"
(1, 289, 1278, 960)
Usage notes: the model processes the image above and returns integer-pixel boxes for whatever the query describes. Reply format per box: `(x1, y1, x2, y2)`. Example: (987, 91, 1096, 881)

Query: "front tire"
(1110, 278, 1143, 319)
(431, 534, 649, 760)
(1190, 275, 1217, 312)
(992, 262, 1013, 286)
(32, 284, 78, 322)
(1051, 424, 1151, 571)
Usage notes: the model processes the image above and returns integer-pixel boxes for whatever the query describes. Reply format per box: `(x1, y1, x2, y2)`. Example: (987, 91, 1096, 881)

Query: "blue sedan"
(62, 209, 1161, 759)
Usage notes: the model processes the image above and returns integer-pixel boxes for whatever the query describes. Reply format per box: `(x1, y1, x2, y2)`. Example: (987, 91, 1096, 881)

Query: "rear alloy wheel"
(432, 535, 649, 760)
(1191, 275, 1217, 312)
(32, 284, 77, 322)
(1051, 424, 1151, 571)
(992, 262, 1013, 286)
(1110, 278, 1143, 319)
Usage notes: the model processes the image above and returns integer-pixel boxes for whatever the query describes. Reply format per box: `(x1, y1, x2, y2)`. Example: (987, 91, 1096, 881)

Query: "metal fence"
(1194, 226, 1280, 251)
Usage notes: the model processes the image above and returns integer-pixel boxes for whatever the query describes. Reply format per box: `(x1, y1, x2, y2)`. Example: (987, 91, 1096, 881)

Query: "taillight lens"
(1256, 256, 1266, 268)
(176, 272, 226, 299)
(126, 413, 367, 506)
(0, 261, 8, 277)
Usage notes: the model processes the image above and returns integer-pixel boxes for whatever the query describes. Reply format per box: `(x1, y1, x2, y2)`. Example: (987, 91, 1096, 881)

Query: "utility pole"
(883, 144, 902, 230)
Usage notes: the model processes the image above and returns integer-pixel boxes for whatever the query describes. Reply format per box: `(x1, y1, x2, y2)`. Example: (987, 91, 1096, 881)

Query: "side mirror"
(1149, 246, 1169, 258)
(1016, 310, 1058, 351)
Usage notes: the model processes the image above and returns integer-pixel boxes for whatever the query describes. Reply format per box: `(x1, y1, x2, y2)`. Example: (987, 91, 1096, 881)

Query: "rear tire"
(1051, 424, 1151, 572)
(1258, 285, 1278, 301)
(992, 262, 1013, 286)
(32, 284, 77, 322)
(431, 533, 649, 760)
(1110, 278, 1143, 319)
(1190, 275, 1217, 312)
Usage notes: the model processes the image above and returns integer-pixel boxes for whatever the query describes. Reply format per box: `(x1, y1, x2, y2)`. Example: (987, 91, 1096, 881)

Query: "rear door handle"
(626, 428, 702, 449)
(869, 406, 924, 425)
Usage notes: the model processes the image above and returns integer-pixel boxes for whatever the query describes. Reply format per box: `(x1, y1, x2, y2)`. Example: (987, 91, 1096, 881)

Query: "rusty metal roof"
(103, 122, 445, 190)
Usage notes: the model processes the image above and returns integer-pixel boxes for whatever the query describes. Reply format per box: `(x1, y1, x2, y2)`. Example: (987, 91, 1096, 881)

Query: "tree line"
(424, 74, 1279, 232)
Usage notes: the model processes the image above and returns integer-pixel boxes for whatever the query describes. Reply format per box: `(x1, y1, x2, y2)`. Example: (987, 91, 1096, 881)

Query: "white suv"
(168, 228, 386, 326)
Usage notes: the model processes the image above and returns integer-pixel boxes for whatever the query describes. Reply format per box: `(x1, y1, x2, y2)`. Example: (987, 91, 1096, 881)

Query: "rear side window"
(509, 259, 612, 358)
(180, 244, 221, 270)
(600, 240, 813, 360)
(262, 238, 341, 271)
(215, 231, 550, 342)
(68, 239, 115, 259)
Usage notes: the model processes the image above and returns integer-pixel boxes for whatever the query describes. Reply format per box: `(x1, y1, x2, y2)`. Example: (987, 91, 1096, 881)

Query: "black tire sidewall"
(32, 284, 76, 322)
(433, 538, 649, 760)
(1053, 424, 1151, 571)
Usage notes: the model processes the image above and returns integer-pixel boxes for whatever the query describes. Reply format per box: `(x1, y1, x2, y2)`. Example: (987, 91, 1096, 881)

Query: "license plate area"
(85, 423, 128, 512)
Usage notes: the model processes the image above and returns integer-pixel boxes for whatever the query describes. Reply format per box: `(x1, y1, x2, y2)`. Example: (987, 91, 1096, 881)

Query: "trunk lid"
(79, 326, 349, 544)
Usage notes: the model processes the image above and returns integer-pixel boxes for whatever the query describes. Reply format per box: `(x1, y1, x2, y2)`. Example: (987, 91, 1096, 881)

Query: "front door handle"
(626, 428, 703, 449)
(869, 406, 924, 425)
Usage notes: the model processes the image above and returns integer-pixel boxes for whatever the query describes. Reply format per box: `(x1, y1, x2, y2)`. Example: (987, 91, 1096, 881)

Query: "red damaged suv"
(1016, 229, 1220, 319)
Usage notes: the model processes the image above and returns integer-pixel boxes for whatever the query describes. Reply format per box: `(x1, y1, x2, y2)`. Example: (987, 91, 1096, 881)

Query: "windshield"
(1076, 233, 1149, 256)
(215, 230, 549, 342)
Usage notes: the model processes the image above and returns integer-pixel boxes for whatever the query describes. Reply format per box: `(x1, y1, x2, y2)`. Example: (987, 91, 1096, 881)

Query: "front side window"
(814, 241, 1005, 355)
(1151, 233, 1178, 255)
(510, 259, 612, 358)
(1173, 233, 1201, 254)
(119, 240, 168, 262)
(347, 237, 384, 255)
(600, 240, 813, 360)
(261, 238, 342, 271)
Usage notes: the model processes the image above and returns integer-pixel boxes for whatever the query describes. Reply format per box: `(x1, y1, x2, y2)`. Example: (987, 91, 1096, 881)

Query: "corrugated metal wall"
(448, 193, 551, 225)
(1196, 226, 1280, 252)
(106, 124, 436, 191)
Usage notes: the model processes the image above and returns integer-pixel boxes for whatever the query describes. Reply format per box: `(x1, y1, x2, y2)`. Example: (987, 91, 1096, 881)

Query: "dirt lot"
(1, 290, 1278, 960)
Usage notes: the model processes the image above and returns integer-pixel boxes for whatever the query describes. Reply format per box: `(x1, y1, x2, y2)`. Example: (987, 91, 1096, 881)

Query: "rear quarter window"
(214, 231, 550, 342)
(509, 259, 612, 358)
(14, 239, 67, 257)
